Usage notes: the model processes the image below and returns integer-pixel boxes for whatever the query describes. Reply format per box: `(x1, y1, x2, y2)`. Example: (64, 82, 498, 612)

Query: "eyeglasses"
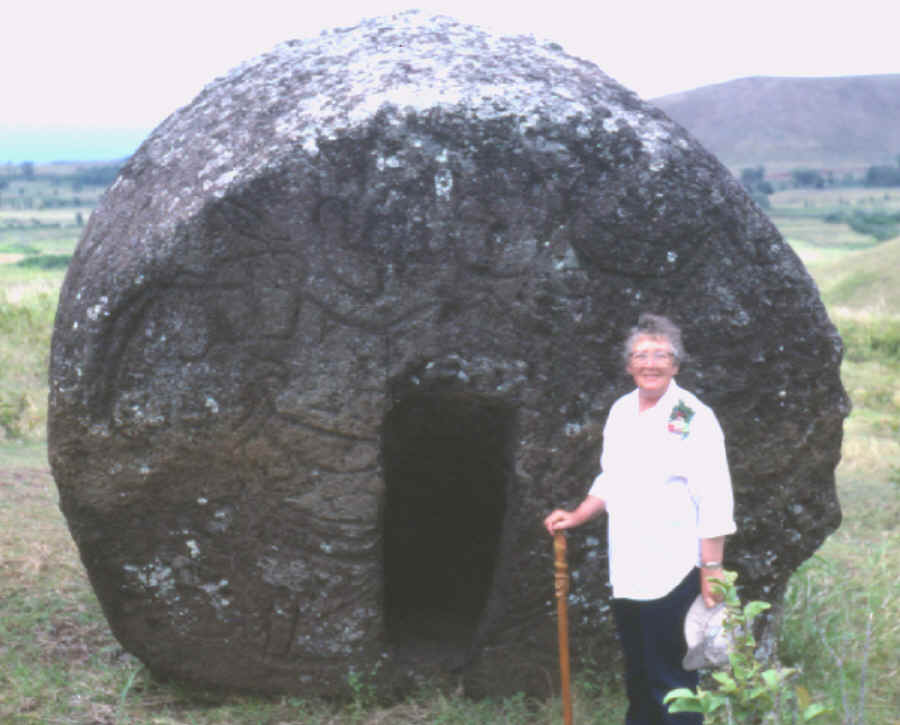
(630, 351, 674, 363)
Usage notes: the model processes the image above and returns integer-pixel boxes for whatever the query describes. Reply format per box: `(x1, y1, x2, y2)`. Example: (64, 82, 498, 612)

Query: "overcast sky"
(3, 0, 898, 161)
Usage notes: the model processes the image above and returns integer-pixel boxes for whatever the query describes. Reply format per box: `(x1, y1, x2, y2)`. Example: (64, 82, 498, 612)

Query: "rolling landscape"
(2, 74, 899, 723)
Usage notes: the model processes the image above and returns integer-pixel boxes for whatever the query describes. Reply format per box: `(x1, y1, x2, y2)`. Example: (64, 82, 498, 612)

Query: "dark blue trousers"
(612, 568, 703, 725)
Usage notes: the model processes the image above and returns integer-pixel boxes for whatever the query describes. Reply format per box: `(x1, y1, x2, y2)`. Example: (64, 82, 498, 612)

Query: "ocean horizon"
(1, 125, 149, 164)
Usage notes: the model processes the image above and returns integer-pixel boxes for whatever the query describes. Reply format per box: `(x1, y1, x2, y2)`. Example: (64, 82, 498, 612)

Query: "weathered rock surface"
(49, 11, 849, 698)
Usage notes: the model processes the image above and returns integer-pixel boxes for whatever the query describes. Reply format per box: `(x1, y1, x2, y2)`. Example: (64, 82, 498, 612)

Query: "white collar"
(632, 378, 682, 416)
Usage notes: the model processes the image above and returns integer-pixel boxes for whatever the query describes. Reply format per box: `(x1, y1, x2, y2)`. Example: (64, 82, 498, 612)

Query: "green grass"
(0, 184, 898, 723)
(783, 334, 899, 725)
(0, 227, 83, 254)
(769, 197, 900, 724)
(0, 440, 48, 467)
(0, 285, 60, 441)
(768, 187, 900, 214)
(806, 238, 900, 316)
(779, 472, 900, 724)
(0, 221, 75, 442)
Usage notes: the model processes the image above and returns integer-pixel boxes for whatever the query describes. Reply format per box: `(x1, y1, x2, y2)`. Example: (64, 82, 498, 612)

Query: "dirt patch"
(38, 605, 123, 667)
(0, 465, 55, 499)
(0, 463, 82, 584)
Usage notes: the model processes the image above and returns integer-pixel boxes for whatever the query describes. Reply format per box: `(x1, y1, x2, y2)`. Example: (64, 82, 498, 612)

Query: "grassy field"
(1, 183, 899, 723)
(767, 189, 899, 724)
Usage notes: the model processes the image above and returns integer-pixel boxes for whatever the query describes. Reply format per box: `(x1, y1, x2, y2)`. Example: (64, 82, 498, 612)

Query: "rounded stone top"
(93, 11, 689, 256)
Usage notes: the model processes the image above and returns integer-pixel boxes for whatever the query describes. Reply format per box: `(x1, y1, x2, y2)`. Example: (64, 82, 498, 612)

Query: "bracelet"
(701, 561, 722, 568)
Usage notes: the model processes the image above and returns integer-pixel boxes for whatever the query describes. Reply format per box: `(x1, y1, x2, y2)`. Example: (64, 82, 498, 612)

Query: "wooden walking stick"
(554, 531, 574, 725)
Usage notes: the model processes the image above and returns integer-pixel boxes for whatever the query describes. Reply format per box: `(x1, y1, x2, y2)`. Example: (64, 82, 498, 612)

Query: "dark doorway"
(381, 391, 513, 663)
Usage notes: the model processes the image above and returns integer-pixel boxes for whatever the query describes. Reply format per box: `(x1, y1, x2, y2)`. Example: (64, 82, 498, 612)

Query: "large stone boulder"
(48, 11, 848, 698)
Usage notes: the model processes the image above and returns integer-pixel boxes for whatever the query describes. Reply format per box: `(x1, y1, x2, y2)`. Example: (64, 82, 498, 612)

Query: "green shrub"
(863, 165, 900, 187)
(824, 210, 900, 242)
(792, 169, 827, 189)
(15, 253, 71, 270)
(664, 571, 831, 724)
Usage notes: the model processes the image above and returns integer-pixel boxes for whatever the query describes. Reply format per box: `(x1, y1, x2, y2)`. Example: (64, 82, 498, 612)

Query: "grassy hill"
(810, 236, 900, 315)
(651, 74, 900, 171)
(765, 187, 900, 316)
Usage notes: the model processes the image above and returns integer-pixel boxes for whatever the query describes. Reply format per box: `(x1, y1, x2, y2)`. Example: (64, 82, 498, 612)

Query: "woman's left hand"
(700, 566, 725, 607)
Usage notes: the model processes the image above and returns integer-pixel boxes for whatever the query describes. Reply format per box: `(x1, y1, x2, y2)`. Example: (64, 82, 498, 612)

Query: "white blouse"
(588, 380, 736, 600)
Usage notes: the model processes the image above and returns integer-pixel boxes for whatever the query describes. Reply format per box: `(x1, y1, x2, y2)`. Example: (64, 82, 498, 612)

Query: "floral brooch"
(668, 400, 695, 439)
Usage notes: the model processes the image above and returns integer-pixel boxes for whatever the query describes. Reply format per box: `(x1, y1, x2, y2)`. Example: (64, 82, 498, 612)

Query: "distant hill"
(651, 74, 900, 172)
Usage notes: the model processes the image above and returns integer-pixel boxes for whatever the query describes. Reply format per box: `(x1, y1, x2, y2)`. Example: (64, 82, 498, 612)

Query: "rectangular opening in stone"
(381, 391, 513, 663)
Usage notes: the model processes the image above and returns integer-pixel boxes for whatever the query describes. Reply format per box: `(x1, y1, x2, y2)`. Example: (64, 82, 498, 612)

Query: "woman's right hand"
(543, 495, 605, 535)
(543, 509, 576, 535)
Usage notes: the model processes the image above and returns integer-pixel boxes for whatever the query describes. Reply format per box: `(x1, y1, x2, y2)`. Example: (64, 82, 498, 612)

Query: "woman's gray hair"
(622, 313, 687, 367)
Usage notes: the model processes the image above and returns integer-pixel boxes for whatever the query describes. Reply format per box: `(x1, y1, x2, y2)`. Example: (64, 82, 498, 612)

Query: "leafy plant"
(663, 570, 831, 724)
(345, 661, 382, 719)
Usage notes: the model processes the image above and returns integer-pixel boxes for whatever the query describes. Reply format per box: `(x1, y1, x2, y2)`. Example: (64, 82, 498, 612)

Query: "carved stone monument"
(49, 11, 848, 697)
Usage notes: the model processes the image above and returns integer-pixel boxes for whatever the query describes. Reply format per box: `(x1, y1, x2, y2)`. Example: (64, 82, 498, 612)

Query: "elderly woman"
(544, 313, 736, 725)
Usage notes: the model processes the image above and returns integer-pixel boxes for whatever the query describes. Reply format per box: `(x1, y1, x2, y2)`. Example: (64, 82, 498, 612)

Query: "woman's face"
(626, 334, 679, 403)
